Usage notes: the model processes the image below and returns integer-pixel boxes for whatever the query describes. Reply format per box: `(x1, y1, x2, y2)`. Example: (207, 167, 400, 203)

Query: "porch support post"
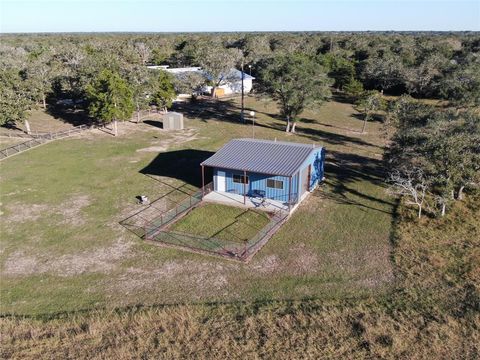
(243, 170, 247, 205)
(201, 165, 205, 199)
(288, 176, 292, 211)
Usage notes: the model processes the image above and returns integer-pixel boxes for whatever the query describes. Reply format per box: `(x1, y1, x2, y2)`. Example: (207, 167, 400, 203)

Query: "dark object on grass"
(136, 195, 149, 204)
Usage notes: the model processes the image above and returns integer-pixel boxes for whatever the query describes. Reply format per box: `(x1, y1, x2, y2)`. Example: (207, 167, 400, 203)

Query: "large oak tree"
(259, 53, 332, 133)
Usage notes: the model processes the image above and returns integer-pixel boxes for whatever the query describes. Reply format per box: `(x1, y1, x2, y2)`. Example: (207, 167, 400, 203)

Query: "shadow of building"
(140, 149, 214, 188)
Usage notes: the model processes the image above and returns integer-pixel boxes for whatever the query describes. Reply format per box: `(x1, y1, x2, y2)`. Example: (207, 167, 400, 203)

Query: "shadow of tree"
(250, 109, 284, 122)
(299, 117, 356, 132)
(46, 106, 94, 126)
(331, 93, 355, 105)
(0, 122, 23, 131)
(253, 120, 382, 149)
(328, 150, 385, 182)
(350, 112, 385, 124)
(297, 118, 317, 124)
(252, 110, 360, 133)
(172, 98, 242, 124)
(296, 127, 382, 149)
(315, 149, 394, 214)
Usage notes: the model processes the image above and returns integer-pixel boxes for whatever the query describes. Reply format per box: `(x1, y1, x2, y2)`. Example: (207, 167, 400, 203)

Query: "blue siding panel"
(296, 148, 326, 198)
(214, 167, 300, 203)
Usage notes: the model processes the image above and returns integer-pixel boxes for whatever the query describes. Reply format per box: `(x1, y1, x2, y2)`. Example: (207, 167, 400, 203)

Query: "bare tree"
(434, 194, 450, 217)
(134, 42, 151, 65)
(387, 168, 429, 219)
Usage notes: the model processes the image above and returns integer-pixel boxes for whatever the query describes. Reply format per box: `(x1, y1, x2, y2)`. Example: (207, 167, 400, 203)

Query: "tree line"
(1, 32, 478, 127)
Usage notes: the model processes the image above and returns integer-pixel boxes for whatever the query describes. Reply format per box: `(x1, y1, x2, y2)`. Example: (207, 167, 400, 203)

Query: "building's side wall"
(297, 148, 326, 199)
(213, 168, 298, 203)
(222, 79, 253, 94)
(205, 79, 253, 96)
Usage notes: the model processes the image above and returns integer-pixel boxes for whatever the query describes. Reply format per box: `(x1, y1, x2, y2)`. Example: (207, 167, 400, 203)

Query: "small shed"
(200, 138, 325, 211)
(162, 112, 184, 130)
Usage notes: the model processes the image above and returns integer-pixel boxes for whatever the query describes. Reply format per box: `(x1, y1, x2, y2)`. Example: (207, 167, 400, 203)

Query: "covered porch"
(203, 190, 290, 213)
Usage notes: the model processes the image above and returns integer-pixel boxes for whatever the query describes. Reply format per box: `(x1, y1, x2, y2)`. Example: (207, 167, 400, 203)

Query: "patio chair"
(252, 190, 269, 208)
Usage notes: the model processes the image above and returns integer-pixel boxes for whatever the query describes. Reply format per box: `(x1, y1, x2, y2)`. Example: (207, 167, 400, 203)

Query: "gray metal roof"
(201, 138, 321, 176)
(148, 66, 255, 81)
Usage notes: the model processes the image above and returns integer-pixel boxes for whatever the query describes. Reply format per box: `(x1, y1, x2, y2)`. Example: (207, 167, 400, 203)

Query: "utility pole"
(241, 59, 245, 123)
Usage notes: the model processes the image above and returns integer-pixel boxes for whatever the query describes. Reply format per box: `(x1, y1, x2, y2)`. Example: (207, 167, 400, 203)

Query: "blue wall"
(297, 148, 326, 192)
(214, 168, 299, 203)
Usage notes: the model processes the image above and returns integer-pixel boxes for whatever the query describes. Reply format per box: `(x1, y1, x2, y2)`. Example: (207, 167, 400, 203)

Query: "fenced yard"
(121, 184, 289, 261)
(150, 204, 288, 261)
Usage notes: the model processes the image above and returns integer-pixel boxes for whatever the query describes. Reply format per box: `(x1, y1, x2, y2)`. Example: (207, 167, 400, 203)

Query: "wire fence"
(0, 125, 90, 160)
(130, 109, 165, 122)
(120, 181, 289, 262)
(120, 182, 213, 236)
(147, 209, 288, 261)
(0, 138, 46, 159)
(144, 191, 205, 237)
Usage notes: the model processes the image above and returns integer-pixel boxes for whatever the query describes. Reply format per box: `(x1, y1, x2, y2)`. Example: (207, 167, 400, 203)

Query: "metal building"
(200, 138, 325, 212)
(162, 112, 184, 130)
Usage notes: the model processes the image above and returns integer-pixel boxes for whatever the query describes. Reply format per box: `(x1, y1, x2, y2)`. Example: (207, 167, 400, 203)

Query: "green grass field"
(169, 204, 271, 242)
(0, 96, 394, 316)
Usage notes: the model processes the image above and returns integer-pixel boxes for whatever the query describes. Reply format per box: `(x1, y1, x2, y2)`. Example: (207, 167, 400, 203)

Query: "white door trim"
(217, 170, 226, 192)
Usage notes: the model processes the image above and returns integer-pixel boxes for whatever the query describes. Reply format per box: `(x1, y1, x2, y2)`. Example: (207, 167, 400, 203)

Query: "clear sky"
(1, 0, 479, 33)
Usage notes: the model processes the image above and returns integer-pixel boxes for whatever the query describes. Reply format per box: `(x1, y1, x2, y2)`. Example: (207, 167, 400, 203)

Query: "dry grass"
(0, 137, 28, 148)
(24, 109, 82, 133)
(1, 302, 478, 359)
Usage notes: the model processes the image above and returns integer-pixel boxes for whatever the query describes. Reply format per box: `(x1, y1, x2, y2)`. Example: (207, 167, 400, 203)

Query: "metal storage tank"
(162, 112, 184, 130)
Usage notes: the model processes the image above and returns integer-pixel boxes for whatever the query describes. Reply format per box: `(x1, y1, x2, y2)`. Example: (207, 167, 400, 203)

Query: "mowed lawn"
(169, 204, 271, 242)
(0, 97, 395, 316)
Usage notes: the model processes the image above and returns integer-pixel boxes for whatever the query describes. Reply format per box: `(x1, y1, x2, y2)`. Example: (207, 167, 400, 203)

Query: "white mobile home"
(147, 65, 254, 99)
